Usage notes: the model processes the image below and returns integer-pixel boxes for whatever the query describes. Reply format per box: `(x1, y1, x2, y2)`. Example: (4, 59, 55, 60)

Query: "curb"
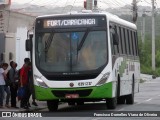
(20, 107, 47, 112)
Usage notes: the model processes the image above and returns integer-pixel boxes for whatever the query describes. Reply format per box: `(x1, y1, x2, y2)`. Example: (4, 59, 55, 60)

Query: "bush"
(140, 65, 160, 77)
(139, 35, 160, 77)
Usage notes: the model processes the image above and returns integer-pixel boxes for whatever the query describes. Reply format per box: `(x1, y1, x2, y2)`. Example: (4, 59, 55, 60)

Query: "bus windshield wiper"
(77, 28, 90, 51)
(45, 31, 55, 53)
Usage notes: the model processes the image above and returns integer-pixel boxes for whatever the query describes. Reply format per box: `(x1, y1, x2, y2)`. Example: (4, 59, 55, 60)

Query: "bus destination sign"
(43, 18, 97, 28)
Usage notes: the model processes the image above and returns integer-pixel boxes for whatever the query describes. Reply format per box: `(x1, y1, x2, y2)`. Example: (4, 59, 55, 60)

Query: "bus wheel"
(117, 96, 125, 104)
(47, 100, 58, 111)
(106, 98, 117, 109)
(117, 76, 125, 104)
(126, 79, 134, 104)
(77, 101, 84, 105)
(68, 102, 76, 106)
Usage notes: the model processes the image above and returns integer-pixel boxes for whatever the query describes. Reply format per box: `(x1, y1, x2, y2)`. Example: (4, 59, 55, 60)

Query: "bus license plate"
(65, 94, 79, 99)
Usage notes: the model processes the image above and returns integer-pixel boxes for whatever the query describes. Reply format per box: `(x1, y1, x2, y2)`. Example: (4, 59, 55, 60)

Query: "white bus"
(26, 11, 140, 111)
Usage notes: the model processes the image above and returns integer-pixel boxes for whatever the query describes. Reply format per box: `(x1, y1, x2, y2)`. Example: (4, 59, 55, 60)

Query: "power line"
(155, 0, 159, 8)
(61, 0, 69, 13)
(144, 0, 151, 5)
(34, 0, 61, 7)
(102, 0, 120, 8)
(101, 0, 132, 10)
(70, 0, 77, 12)
(100, 1, 112, 8)
(114, 0, 126, 6)
(11, 0, 63, 11)
(109, 0, 122, 7)
(118, 0, 131, 5)
(22, 0, 35, 4)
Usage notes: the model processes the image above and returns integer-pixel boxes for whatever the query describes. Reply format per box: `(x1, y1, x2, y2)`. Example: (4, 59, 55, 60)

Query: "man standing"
(20, 58, 31, 109)
(28, 62, 38, 107)
(9, 61, 19, 108)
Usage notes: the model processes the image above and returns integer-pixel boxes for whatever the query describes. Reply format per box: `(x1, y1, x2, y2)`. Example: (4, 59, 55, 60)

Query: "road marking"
(145, 98, 152, 102)
(92, 118, 101, 120)
(144, 82, 160, 84)
(118, 108, 124, 111)
(118, 98, 153, 111)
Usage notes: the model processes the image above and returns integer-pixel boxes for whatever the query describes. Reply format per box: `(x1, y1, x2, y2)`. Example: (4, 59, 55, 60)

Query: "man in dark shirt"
(9, 61, 19, 108)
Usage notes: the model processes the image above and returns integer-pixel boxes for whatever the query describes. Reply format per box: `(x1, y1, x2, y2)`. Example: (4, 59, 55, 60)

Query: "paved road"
(2, 77, 160, 120)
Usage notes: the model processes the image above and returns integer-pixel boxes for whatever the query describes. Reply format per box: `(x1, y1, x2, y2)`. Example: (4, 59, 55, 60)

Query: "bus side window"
(114, 26, 119, 54)
(121, 27, 126, 55)
(128, 30, 133, 55)
(131, 31, 136, 56)
(135, 32, 139, 56)
(109, 25, 118, 55)
(116, 26, 122, 55)
(127, 29, 131, 55)
(131, 31, 135, 56)
(124, 29, 130, 55)
(110, 26, 115, 55)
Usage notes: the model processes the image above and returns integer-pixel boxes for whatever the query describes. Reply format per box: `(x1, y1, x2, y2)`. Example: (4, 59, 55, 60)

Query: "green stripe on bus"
(34, 82, 113, 101)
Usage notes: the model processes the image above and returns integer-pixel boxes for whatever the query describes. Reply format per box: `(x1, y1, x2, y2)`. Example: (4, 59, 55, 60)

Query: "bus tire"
(47, 100, 58, 111)
(117, 75, 120, 98)
(126, 76, 134, 104)
(117, 76, 125, 104)
(106, 98, 117, 109)
(117, 96, 125, 104)
(68, 102, 76, 106)
(77, 101, 84, 105)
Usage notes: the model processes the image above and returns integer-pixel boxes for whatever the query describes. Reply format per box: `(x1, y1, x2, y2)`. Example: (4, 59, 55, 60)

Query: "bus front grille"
(52, 89, 92, 98)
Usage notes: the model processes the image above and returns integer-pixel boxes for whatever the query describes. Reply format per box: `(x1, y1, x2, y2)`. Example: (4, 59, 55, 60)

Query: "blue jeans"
(4, 86, 11, 105)
(0, 85, 5, 106)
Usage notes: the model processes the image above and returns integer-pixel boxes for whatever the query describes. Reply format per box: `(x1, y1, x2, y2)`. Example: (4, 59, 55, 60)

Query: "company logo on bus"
(69, 83, 74, 87)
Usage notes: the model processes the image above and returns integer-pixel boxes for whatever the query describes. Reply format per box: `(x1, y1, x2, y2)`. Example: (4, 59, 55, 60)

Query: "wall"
(16, 27, 30, 69)
(0, 33, 5, 64)
(5, 32, 15, 64)
(3, 10, 35, 67)
(5, 10, 35, 33)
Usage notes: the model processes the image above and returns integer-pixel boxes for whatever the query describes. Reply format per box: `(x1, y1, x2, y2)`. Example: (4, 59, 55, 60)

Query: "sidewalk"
(0, 98, 47, 112)
(140, 74, 153, 81)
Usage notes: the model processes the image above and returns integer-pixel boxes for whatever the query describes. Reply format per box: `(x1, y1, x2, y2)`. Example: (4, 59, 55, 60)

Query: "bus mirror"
(113, 33, 119, 45)
(25, 39, 31, 51)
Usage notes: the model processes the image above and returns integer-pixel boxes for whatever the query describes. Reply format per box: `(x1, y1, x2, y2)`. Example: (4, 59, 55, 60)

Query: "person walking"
(19, 58, 31, 109)
(9, 61, 19, 108)
(0, 63, 8, 108)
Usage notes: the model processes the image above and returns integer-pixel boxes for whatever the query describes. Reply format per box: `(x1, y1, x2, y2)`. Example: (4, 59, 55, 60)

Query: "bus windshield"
(35, 29, 107, 73)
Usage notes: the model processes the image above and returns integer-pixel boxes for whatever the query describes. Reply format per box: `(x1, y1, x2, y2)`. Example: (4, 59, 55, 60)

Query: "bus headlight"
(96, 72, 110, 86)
(34, 75, 48, 88)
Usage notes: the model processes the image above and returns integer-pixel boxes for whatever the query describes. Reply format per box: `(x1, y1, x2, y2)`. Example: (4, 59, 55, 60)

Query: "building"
(0, 1, 35, 68)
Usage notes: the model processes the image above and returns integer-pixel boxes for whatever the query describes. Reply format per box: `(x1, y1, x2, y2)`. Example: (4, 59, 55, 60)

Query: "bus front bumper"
(34, 82, 113, 101)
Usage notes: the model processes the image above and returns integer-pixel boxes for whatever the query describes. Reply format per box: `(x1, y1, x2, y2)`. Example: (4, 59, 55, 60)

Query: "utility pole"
(93, 0, 98, 10)
(151, 0, 155, 71)
(132, 0, 138, 24)
(142, 10, 146, 44)
(86, 0, 93, 10)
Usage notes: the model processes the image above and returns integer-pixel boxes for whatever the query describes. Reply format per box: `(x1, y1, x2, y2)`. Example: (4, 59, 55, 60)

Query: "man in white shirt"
(0, 63, 8, 108)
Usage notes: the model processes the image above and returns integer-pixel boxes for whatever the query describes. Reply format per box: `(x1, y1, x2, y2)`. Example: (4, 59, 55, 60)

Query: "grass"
(139, 79, 146, 83)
